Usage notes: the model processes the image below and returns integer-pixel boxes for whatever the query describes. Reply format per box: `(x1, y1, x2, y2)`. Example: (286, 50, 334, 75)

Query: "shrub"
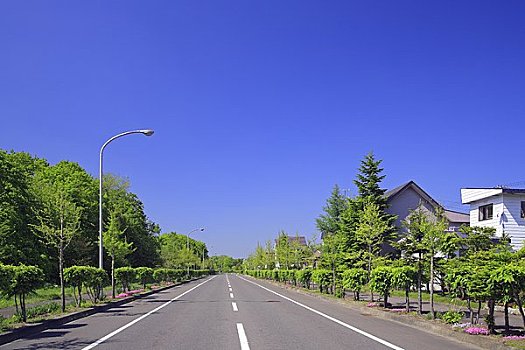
(297, 269, 312, 289)
(115, 267, 136, 292)
(135, 267, 154, 289)
(10, 265, 44, 322)
(312, 269, 332, 293)
(442, 310, 463, 324)
(342, 268, 367, 301)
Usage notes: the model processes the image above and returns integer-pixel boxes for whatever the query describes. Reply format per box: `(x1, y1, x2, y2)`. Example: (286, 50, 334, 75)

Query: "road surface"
(0, 274, 478, 350)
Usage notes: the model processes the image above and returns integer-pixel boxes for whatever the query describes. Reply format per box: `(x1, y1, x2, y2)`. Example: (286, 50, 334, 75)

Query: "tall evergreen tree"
(354, 152, 388, 211)
(316, 184, 348, 238)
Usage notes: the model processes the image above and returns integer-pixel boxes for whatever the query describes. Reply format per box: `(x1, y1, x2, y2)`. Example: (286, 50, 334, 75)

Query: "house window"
(479, 204, 493, 221)
(521, 201, 525, 218)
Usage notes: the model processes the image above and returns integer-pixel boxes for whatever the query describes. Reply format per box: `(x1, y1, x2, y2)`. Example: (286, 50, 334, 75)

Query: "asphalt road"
(0, 274, 479, 350)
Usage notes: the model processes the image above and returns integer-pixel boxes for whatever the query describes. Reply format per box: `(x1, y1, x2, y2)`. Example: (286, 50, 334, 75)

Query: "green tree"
(0, 151, 46, 269)
(422, 207, 449, 319)
(316, 185, 347, 238)
(275, 231, 292, 270)
(104, 208, 134, 298)
(10, 265, 44, 322)
(103, 174, 160, 268)
(356, 200, 394, 286)
(342, 268, 368, 301)
(459, 225, 496, 255)
(370, 266, 394, 308)
(33, 181, 81, 313)
(397, 208, 428, 314)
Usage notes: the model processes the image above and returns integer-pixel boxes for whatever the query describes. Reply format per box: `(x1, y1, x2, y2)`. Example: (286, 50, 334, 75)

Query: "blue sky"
(1, 1, 524, 258)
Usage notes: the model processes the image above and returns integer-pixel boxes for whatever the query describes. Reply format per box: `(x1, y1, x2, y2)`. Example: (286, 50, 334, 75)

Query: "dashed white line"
(230, 292, 234, 299)
(236, 323, 250, 350)
(229, 287, 233, 292)
(232, 302, 238, 312)
(81, 276, 216, 350)
(238, 276, 404, 350)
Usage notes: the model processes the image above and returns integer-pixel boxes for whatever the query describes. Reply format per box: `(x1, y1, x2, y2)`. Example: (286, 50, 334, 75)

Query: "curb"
(245, 277, 513, 350)
(0, 277, 203, 346)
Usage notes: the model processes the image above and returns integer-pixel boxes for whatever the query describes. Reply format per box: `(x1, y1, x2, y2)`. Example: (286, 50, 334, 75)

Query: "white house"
(460, 187, 525, 250)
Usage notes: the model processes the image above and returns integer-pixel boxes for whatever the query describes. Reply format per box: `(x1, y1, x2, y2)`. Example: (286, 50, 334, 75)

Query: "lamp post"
(186, 228, 204, 277)
(99, 129, 154, 269)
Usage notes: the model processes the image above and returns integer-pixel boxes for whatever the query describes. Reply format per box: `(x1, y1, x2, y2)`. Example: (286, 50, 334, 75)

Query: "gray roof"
(386, 180, 469, 221)
(444, 209, 469, 223)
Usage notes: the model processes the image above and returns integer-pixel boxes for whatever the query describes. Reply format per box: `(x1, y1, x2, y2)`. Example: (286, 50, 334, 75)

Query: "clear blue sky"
(1, 1, 524, 258)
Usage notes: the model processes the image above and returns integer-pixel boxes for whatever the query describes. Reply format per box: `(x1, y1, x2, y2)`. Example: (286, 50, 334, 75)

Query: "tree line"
(0, 149, 229, 318)
(245, 152, 522, 334)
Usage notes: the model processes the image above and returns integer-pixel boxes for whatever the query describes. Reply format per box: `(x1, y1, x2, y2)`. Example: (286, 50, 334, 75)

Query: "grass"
(0, 285, 74, 309)
(504, 339, 525, 349)
(389, 290, 468, 308)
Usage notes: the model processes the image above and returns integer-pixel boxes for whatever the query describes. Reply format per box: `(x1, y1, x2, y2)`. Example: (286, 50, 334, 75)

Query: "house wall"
(469, 195, 504, 236)
(502, 194, 525, 249)
(387, 186, 435, 231)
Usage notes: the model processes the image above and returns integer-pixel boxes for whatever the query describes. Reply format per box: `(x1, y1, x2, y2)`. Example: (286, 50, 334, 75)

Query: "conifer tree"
(316, 184, 347, 238)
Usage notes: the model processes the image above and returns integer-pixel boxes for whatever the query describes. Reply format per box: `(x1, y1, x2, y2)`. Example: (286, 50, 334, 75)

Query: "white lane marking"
(237, 276, 404, 350)
(232, 302, 238, 312)
(81, 276, 216, 350)
(230, 292, 234, 299)
(229, 287, 233, 292)
(236, 323, 250, 350)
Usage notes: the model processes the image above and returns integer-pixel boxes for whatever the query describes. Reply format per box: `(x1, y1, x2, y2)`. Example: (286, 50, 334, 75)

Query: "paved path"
(0, 274, 479, 350)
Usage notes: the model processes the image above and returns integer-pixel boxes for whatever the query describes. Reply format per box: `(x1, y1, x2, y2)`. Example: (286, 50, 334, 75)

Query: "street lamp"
(186, 227, 204, 277)
(186, 227, 205, 250)
(99, 129, 154, 269)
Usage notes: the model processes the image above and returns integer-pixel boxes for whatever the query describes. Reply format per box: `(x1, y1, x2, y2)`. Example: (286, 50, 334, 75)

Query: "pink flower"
(504, 335, 525, 340)
(464, 327, 489, 335)
(367, 302, 378, 307)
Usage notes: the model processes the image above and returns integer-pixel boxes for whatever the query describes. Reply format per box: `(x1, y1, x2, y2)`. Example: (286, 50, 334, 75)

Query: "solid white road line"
(81, 276, 216, 350)
(236, 323, 250, 350)
(230, 292, 234, 299)
(237, 276, 404, 350)
(232, 302, 238, 312)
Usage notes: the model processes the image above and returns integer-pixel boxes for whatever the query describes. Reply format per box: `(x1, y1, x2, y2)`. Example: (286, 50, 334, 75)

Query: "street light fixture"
(186, 227, 204, 277)
(99, 129, 154, 269)
(186, 227, 205, 250)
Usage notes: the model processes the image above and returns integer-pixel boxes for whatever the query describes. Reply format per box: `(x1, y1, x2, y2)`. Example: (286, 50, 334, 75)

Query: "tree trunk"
(59, 243, 65, 312)
(468, 298, 473, 324)
(14, 294, 18, 314)
(405, 286, 410, 313)
(383, 292, 388, 309)
(515, 293, 525, 329)
(111, 256, 116, 299)
(369, 246, 373, 302)
(21, 293, 26, 322)
(476, 301, 481, 324)
(417, 253, 422, 315)
(504, 301, 510, 331)
(430, 254, 435, 319)
(487, 299, 496, 334)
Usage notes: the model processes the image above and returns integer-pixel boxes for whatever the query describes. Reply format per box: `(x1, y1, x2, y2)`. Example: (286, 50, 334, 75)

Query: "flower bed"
(464, 327, 489, 335)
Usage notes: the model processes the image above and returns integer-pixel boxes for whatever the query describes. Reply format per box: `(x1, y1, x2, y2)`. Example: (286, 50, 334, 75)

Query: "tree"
(33, 181, 81, 313)
(316, 185, 347, 238)
(391, 266, 417, 312)
(103, 174, 160, 268)
(459, 225, 496, 255)
(104, 208, 134, 298)
(370, 266, 394, 308)
(422, 207, 449, 319)
(397, 208, 428, 314)
(342, 268, 368, 301)
(10, 265, 44, 322)
(355, 200, 394, 289)
(320, 232, 348, 296)
(0, 151, 46, 269)
(275, 231, 292, 269)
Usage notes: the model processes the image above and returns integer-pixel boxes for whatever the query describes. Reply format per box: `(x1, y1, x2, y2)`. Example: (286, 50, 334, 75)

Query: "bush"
(135, 267, 154, 289)
(64, 266, 107, 304)
(312, 269, 332, 293)
(297, 269, 312, 289)
(342, 268, 367, 301)
(115, 267, 136, 292)
(10, 265, 44, 322)
(442, 310, 463, 324)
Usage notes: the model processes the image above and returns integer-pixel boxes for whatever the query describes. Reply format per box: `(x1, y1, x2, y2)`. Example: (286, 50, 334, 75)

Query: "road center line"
(232, 302, 238, 312)
(230, 292, 234, 299)
(237, 276, 404, 350)
(236, 323, 250, 350)
(81, 276, 216, 350)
